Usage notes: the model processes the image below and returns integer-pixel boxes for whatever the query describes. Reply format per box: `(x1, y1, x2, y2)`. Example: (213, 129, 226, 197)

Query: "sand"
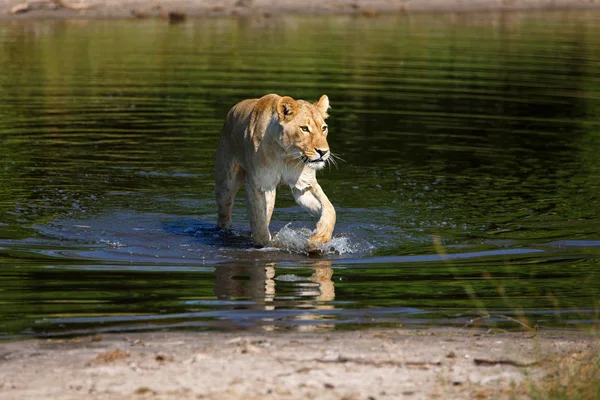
(0, 328, 597, 399)
(0, 0, 599, 20)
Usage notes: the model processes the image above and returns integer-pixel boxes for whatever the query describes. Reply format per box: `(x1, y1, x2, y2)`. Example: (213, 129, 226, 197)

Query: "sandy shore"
(1, 0, 599, 20)
(0, 328, 597, 400)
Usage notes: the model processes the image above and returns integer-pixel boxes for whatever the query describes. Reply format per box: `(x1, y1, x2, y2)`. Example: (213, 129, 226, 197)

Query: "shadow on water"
(160, 219, 371, 256)
(162, 220, 254, 249)
(1, 11, 600, 338)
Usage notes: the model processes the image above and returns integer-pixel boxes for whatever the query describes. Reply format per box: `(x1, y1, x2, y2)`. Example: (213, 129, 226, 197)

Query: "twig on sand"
(277, 355, 441, 368)
(52, 0, 94, 10)
(474, 358, 545, 367)
(10, 0, 94, 14)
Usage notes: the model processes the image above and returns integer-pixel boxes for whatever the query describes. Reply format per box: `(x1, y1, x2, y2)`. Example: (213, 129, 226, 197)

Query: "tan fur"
(215, 93, 335, 249)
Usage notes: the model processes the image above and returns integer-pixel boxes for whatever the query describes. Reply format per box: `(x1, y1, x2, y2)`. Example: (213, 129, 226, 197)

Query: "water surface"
(1, 11, 600, 338)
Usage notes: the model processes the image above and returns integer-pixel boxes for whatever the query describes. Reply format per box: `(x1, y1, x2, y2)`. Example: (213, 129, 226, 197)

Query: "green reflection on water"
(1, 11, 600, 336)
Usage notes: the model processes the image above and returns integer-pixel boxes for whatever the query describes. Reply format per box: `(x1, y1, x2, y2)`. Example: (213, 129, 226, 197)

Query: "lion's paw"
(307, 233, 332, 254)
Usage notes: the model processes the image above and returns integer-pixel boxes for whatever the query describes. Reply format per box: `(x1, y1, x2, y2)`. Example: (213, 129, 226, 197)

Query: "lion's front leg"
(292, 187, 321, 217)
(246, 181, 276, 248)
(309, 183, 336, 246)
(293, 183, 336, 249)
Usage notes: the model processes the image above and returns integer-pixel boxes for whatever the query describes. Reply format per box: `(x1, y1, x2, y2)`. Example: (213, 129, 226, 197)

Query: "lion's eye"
(300, 126, 310, 134)
(322, 126, 328, 133)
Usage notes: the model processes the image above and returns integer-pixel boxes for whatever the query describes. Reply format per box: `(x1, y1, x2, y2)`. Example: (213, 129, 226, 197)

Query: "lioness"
(215, 93, 335, 250)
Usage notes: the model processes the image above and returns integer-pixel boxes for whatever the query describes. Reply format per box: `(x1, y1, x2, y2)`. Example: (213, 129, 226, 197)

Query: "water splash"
(270, 223, 374, 256)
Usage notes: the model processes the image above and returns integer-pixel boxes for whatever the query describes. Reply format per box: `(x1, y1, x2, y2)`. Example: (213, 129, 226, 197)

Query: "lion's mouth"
(301, 155, 325, 164)
(301, 155, 326, 170)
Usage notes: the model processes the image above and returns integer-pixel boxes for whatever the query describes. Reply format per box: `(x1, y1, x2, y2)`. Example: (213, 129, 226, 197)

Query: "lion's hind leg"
(245, 183, 275, 247)
(216, 159, 245, 229)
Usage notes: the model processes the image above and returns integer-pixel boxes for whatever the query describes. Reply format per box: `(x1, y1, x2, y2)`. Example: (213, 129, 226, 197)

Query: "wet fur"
(215, 93, 335, 249)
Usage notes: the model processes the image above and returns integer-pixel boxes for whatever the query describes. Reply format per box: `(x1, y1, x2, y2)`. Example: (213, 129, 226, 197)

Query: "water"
(1, 11, 600, 338)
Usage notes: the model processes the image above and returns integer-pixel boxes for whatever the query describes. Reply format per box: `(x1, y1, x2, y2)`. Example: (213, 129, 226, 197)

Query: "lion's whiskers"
(282, 145, 305, 166)
(282, 144, 296, 158)
(329, 152, 345, 163)
(293, 156, 305, 168)
(325, 151, 344, 170)
(282, 147, 341, 171)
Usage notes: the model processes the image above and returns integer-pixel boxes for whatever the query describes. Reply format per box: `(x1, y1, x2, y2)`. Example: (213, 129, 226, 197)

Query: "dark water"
(1, 11, 600, 338)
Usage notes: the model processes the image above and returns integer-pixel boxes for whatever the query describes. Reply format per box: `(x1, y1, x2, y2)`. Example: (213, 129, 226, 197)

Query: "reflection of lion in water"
(215, 94, 335, 250)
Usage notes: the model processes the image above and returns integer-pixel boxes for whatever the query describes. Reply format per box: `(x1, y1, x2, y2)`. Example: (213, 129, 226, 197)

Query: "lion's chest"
(254, 163, 315, 193)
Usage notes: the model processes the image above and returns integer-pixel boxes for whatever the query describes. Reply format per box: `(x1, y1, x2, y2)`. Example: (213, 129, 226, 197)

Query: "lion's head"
(276, 95, 331, 170)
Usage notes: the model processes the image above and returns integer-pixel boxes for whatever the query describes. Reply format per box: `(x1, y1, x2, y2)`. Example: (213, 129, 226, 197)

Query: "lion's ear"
(277, 96, 298, 121)
(315, 95, 330, 119)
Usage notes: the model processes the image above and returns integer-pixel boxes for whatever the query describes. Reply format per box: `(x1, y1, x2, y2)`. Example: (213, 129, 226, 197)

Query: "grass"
(532, 351, 600, 400)
(506, 348, 600, 400)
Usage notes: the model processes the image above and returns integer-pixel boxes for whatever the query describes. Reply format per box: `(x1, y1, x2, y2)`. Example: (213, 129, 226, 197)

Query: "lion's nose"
(315, 148, 328, 157)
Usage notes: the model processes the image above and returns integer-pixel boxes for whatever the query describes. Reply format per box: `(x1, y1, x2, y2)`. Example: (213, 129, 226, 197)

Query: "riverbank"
(1, 0, 599, 20)
(1, 328, 598, 399)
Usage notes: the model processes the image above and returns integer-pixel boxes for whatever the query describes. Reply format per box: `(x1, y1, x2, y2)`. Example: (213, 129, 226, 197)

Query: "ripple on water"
(269, 223, 375, 256)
